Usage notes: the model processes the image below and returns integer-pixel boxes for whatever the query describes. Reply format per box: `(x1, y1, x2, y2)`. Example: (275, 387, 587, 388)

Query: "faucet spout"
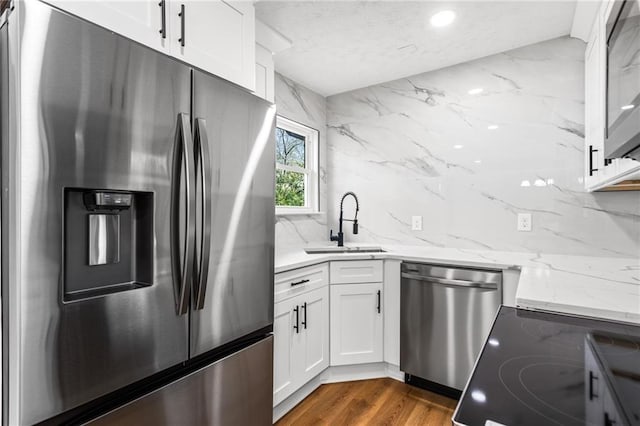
(330, 192, 360, 247)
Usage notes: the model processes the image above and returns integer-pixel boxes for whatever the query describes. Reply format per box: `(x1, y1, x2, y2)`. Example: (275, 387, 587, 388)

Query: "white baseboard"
(273, 374, 323, 423)
(385, 363, 404, 382)
(273, 362, 403, 422)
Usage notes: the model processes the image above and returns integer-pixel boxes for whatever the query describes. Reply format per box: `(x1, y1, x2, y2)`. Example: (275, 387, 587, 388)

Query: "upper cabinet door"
(584, 22, 605, 187)
(44, 0, 170, 53)
(170, 0, 255, 91)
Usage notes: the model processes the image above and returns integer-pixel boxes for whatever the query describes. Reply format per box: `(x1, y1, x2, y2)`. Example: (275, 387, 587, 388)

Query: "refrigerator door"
(7, 2, 191, 423)
(87, 336, 274, 425)
(190, 70, 275, 357)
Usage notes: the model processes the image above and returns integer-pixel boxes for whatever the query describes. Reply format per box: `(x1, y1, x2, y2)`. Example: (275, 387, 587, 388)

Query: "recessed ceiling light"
(487, 125, 499, 130)
(474, 159, 482, 164)
(520, 180, 531, 187)
(430, 10, 456, 27)
(468, 88, 483, 95)
(621, 104, 635, 110)
(453, 144, 464, 149)
(534, 179, 547, 187)
(546, 178, 554, 185)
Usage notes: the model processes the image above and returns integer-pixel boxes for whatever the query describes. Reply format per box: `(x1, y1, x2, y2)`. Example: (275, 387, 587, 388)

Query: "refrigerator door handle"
(171, 113, 196, 315)
(194, 118, 212, 310)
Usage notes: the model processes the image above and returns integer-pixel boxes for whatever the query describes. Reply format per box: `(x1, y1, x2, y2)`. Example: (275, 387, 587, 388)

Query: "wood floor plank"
(276, 378, 457, 426)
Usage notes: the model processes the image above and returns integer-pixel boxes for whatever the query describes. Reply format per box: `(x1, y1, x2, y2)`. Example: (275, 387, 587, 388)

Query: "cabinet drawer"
(275, 263, 328, 303)
(330, 260, 383, 284)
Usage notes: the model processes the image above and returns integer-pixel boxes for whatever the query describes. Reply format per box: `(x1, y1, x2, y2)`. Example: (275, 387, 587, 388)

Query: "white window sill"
(276, 210, 325, 217)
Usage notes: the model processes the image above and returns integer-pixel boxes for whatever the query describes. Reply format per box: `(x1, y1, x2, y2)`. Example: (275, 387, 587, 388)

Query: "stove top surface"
(454, 306, 640, 426)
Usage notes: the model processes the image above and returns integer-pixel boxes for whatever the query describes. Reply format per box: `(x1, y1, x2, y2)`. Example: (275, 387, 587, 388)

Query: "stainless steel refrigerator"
(0, 1, 275, 424)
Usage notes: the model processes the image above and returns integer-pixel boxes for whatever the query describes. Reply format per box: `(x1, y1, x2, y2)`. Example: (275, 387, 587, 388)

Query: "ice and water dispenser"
(63, 188, 153, 301)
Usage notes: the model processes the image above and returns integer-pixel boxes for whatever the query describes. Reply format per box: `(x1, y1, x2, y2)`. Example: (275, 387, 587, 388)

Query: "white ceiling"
(255, 1, 579, 96)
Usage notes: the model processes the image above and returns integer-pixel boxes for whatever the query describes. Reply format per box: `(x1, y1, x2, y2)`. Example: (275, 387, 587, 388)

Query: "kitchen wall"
(325, 36, 640, 257)
(274, 73, 329, 254)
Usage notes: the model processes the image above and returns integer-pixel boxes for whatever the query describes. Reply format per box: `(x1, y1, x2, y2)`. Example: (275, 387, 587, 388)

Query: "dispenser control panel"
(83, 191, 132, 211)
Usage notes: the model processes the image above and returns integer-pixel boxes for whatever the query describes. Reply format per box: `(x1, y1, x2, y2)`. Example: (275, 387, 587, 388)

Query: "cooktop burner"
(454, 307, 640, 426)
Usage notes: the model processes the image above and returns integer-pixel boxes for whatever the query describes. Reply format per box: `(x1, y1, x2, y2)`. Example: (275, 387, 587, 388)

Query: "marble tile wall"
(274, 73, 329, 255)
(324, 36, 640, 258)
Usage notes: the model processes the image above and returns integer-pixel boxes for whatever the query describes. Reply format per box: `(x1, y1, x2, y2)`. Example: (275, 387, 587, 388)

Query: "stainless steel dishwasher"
(400, 262, 502, 395)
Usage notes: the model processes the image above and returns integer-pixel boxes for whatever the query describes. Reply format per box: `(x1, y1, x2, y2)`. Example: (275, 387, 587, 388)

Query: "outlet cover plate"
(411, 215, 423, 231)
(517, 213, 532, 232)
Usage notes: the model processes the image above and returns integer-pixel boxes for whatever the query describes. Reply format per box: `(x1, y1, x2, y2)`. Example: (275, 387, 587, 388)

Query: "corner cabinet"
(583, 0, 640, 191)
(273, 264, 329, 406)
(43, 0, 256, 91)
(329, 260, 384, 366)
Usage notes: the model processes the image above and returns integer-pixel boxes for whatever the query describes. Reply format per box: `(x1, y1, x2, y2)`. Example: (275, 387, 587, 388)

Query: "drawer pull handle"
(291, 279, 310, 287)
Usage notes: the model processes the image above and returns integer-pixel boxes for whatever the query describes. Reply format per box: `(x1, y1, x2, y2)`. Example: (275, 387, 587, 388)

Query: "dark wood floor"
(276, 378, 458, 425)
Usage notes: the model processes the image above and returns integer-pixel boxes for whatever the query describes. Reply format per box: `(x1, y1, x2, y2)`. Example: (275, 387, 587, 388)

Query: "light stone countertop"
(275, 245, 640, 324)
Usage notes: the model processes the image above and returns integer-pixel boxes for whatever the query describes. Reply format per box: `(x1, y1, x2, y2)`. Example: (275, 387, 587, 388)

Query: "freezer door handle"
(193, 118, 212, 310)
(171, 113, 196, 315)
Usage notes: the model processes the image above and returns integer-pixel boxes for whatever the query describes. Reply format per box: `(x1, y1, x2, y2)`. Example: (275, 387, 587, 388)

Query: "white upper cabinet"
(584, 12, 606, 188)
(170, 0, 255, 91)
(255, 43, 274, 102)
(583, 0, 640, 191)
(44, 0, 256, 91)
(45, 0, 170, 52)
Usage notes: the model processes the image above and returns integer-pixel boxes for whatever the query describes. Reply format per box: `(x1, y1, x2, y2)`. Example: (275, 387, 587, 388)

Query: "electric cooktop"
(454, 306, 640, 426)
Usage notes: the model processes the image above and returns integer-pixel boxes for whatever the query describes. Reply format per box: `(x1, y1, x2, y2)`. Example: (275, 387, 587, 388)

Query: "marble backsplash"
(274, 37, 640, 258)
(274, 73, 329, 253)
(324, 36, 640, 258)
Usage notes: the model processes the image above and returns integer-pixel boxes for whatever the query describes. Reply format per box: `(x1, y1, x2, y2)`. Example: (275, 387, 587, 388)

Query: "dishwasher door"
(400, 263, 502, 392)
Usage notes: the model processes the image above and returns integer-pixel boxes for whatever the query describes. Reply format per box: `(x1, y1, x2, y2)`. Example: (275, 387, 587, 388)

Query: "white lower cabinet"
(330, 283, 383, 366)
(273, 285, 329, 406)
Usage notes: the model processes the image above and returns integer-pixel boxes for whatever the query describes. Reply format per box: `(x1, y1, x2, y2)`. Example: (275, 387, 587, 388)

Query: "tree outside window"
(275, 116, 319, 214)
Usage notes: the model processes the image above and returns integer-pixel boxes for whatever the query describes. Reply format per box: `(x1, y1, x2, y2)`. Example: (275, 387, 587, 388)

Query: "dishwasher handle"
(401, 272, 499, 290)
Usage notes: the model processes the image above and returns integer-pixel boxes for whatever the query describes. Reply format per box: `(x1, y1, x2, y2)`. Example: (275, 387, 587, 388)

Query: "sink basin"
(304, 246, 386, 254)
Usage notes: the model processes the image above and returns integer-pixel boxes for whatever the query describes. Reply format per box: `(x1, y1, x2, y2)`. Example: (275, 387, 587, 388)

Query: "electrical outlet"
(517, 213, 532, 232)
(411, 215, 423, 231)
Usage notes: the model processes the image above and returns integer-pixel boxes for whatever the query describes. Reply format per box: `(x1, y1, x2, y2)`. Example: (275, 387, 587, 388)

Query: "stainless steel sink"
(304, 246, 386, 254)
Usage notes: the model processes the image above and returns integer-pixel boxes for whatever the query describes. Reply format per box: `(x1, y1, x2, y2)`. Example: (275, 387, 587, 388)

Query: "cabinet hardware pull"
(293, 305, 299, 334)
(589, 145, 599, 176)
(158, 0, 166, 39)
(589, 371, 598, 400)
(291, 279, 310, 287)
(376, 290, 381, 314)
(301, 302, 307, 329)
(178, 4, 185, 47)
(605, 412, 616, 426)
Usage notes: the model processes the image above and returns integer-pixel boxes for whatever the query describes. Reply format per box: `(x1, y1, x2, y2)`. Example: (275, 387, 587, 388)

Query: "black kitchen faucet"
(330, 191, 359, 247)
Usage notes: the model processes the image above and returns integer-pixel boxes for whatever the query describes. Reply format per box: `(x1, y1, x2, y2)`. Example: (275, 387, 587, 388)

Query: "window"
(275, 116, 319, 214)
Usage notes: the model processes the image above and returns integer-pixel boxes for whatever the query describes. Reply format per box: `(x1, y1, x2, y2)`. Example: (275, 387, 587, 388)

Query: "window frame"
(275, 116, 319, 215)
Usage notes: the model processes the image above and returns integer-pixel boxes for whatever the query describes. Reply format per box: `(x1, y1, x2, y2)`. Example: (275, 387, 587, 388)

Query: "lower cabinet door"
(273, 296, 303, 406)
(273, 286, 330, 406)
(300, 286, 329, 382)
(330, 283, 383, 366)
